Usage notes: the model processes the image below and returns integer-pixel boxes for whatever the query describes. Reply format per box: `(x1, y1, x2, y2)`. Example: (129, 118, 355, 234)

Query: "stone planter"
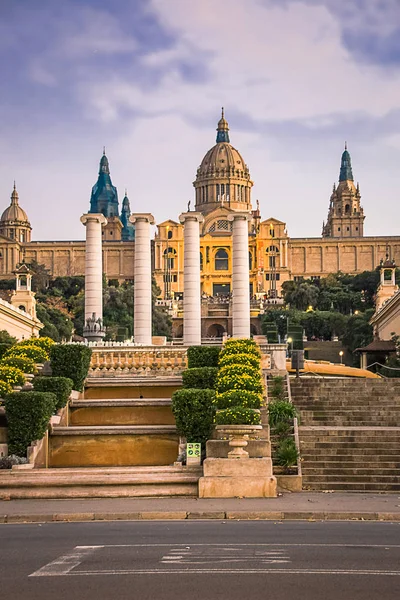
(215, 424, 263, 459)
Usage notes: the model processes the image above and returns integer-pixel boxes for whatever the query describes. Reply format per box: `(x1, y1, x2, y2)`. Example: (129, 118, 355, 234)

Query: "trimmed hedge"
(0, 365, 25, 387)
(182, 367, 218, 390)
(33, 376, 74, 411)
(172, 389, 216, 444)
(1, 355, 36, 374)
(215, 407, 261, 425)
(0, 380, 12, 399)
(5, 344, 48, 363)
(218, 352, 260, 369)
(29, 337, 55, 353)
(187, 346, 221, 368)
(218, 363, 260, 381)
(0, 343, 13, 360)
(216, 390, 262, 410)
(216, 373, 263, 395)
(4, 391, 56, 456)
(50, 345, 92, 392)
(219, 338, 261, 358)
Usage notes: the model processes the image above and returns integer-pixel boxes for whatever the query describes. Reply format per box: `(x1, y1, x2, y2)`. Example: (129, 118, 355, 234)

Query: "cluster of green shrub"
(215, 339, 263, 426)
(3, 344, 92, 459)
(268, 376, 299, 471)
(172, 346, 219, 446)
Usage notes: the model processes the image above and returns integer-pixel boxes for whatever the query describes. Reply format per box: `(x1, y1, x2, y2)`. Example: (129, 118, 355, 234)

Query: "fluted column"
(228, 212, 250, 338)
(179, 212, 204, 346)
(129, 213, 155, 345)
(80, 213, 107, 341)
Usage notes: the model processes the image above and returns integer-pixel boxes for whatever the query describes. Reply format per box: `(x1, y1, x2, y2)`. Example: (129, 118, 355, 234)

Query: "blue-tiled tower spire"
(339, 142, 354, 182)
(120, 190, 135, 241)
(89, 148, 119, 217)
(216, 107, 230, 143)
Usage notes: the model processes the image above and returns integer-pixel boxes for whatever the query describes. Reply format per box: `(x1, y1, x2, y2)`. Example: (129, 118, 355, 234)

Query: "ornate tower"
(193, 109, 253, 214)
(375, 254, 398, 312)
(322, 144, 365, 238)
(89, 150, 122, 241)
(120, 191, 135, 241)
(11, 263, 38, 319)
(0, 183, 32, 243)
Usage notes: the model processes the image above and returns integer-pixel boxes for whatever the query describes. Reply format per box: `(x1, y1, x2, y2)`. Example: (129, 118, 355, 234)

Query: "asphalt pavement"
(1, 520, 400, 600)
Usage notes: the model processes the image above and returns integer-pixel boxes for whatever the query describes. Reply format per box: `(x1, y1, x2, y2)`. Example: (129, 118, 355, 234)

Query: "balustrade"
(88, 346, 188, 377)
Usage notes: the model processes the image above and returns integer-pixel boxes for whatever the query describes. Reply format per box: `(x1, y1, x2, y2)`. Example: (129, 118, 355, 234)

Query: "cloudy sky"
(1, 0, 400, 240)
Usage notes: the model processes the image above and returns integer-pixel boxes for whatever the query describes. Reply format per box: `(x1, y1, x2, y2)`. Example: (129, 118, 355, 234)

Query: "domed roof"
(196, 109, 250, 180)
(1, 184, 30, 224)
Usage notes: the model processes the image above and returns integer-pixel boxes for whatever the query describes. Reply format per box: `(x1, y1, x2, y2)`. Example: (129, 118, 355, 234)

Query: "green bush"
(50, 344, 92, 391)
(275, 438, 299, 468)
(219, 338, 261, 358)
(4, 391, 56, 456)
(30, 337, 55, 353)
(268, 400, 297, 427)
(1, 355, 36, 374)
(269, 375, 286, 400)
(271, 420, 293, 439)
(187, 346, 221, 368)
(0, 380, 12, 399)
(5, 344, 48, 363)
(216, 390, 262, 409)
(215, 407, 261, 425)
(0, 365, 25, 387)
(182, 367, 218, 390)
(218, 363, 260, 382)
(172, 389, 216, 444)
(218, 352, 260, 369)
(0, 343, 13, 360)
(32, 376, 74, 411)
(216, 373, 263, 395)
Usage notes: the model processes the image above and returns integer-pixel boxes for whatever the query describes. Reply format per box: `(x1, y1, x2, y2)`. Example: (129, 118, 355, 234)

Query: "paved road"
(1, 520, 400, 600)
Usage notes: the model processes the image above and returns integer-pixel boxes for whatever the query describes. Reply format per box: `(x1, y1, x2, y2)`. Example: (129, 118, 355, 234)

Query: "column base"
(198, 458, 277, 498)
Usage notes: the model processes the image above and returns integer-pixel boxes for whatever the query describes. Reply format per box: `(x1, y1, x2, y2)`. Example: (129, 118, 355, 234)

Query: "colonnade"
(81, 210, 251, 344)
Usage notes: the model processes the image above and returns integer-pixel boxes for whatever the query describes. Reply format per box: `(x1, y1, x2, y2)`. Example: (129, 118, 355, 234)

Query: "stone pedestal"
(80, 213, 107, 342)
(129, 213, 155, 345)
(179, 212, 204, 346)
(199, 458, 277, 498)
(228, 212, 250, 338)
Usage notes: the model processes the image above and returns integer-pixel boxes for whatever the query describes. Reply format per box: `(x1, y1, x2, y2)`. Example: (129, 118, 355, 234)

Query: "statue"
(187, 200, 191, 212)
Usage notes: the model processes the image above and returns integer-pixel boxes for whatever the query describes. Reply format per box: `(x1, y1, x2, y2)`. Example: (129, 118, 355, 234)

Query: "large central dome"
(194, 109, 253, 214)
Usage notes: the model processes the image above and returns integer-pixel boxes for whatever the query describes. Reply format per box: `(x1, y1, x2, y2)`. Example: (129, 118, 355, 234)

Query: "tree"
(341, 310, 374, 355)
(36, 304, 74, 342)
(282, 281, 319, 311)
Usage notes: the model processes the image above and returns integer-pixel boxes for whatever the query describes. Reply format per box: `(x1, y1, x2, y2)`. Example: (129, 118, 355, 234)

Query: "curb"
(1, 511, 400, 523)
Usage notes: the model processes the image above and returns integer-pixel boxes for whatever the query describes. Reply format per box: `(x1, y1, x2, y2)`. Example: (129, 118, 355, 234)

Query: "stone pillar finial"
(129, 213, 155, 345)
(179, 212, 204, 346)
(81, 213, 107, 342)
(228, 212, 251, 338)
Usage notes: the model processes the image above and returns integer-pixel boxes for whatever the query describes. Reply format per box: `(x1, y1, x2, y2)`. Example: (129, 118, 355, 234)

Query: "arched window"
(345, 204, 350, 214)
(249, 251, 253, 270)
(163, 247, 176, 269)
(266, 245, 280, 269)
(167, 229, 173, 240)
(215, 248, 229, 271)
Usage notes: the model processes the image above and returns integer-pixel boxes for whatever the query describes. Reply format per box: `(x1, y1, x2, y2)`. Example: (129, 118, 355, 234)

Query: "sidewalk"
(1, 492, 400, 523)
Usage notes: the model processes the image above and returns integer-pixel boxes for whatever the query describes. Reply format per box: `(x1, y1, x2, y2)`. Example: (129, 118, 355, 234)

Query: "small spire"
(344, 141, 347, 151)
(125, 188, 128, 197)
(103, 146, 106, 156)
(216, 108, 230, 143)
(11, 182, 19, 204)
(13, 180, 16, 191)
(339, 143, 354, 182)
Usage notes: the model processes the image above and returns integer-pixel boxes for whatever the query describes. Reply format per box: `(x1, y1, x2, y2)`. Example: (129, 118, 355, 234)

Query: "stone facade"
(0, 112, 399, 301)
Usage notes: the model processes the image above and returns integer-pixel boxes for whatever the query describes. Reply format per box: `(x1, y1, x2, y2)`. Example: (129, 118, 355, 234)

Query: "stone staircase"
(0, 376, 201, 499)
(291, 378, 400, 491)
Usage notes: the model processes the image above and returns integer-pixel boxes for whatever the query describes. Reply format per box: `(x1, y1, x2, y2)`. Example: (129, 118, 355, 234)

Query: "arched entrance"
(207, 323, 225, 338)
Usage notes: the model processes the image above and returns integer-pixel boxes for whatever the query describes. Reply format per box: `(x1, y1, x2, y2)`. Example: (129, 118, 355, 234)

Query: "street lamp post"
(339, 350, 344, 364)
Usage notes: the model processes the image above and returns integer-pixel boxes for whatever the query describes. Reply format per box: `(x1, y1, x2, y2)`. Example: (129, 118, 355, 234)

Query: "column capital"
(80, 213, 107, 226)
(129, 213, 155, 225)
(179, 211, 204, 225)
(227, 211, 251, 222)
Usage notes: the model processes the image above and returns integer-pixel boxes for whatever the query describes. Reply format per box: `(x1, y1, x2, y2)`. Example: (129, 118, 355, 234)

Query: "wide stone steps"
(0, 466, 200, 499)
(302, 467, 400, 476)
(302, 482, 400, 492)
(301, 447, 400, 457)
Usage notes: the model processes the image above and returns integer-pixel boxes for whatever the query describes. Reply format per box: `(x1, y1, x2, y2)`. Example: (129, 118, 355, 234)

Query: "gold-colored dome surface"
(197, 142, 249, 179)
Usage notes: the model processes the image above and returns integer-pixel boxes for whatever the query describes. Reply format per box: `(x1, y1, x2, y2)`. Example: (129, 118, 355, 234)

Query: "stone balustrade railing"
(89, 346, 188, 377)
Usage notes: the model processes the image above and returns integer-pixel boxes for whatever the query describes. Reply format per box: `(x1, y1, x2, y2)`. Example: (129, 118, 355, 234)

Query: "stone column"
(80, 213, 107, 342)
(179, 212, 204, 346)
(228, 212, 251, 338)
(129, 213, 155, 345)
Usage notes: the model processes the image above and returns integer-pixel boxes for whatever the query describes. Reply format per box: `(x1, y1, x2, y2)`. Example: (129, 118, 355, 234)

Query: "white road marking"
(41, 568, 400, 577)
(29, 546, 102, 577)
